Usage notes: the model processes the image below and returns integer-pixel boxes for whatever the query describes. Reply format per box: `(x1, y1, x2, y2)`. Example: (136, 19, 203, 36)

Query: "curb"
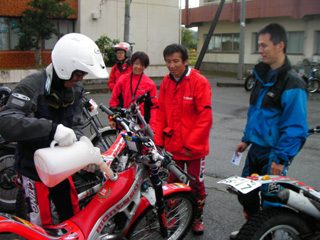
(84, 81, 244, 94)
(216, 82, 244, 88)
(84, 84, 161, 94)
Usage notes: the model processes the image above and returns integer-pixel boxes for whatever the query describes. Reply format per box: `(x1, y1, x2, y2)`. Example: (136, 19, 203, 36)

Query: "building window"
(287, 31, 304, 54)
(206, 33, 240, 52)
(0, 17, 74, 51)
(253, 31, 304, 54)
(44, 20, 74, 50)
(316, 31, 320, 55)
(0, 17, 21, 50)
(252, 32, 259, 53)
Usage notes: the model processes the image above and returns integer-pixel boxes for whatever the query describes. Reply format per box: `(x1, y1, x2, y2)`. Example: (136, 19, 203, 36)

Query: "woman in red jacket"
(109, 51, 157, 131)
(107, 42, 132, 91)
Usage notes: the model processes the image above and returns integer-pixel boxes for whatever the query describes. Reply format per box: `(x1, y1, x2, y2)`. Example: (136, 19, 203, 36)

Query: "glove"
(54, 124, 77, 146)
(83, 164, 100, 173)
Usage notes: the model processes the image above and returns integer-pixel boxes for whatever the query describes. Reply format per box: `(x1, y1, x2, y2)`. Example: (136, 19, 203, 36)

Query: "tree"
(181, 27, 197, 50)
(95, 35, 120, 67)
(16, 0, 75, 66)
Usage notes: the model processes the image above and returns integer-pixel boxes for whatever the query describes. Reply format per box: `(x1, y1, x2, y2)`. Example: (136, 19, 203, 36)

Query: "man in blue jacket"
(233, 23, 308, 228)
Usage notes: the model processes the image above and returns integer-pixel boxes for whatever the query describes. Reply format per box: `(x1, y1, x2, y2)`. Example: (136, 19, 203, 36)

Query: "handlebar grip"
(167, 162, 187, 183)
(136, 93, 149, 105)
(99, 104, 115, 117)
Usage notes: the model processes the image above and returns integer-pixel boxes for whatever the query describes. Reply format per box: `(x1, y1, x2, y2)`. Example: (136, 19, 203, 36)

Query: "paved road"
(2, 81, 319, 239)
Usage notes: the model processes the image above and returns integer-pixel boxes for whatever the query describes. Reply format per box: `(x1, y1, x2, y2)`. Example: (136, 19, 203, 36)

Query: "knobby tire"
(91, 129, 118, 153)
(236, 207, 312, 240)
(126, 191, 197, 240)
(307, 80, 320, 93)
(244, 75, 256, 91)
(0, 149, 17, 213)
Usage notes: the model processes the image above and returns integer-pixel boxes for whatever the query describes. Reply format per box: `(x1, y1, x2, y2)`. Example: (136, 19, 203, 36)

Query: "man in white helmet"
(0, 33, 108, 227)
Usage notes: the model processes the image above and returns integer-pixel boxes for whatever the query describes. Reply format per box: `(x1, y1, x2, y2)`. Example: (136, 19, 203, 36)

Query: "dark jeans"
(238, 144, 287, 218)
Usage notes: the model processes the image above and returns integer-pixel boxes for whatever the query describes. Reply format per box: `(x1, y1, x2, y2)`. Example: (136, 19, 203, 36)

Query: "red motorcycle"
(0, 96, 197, 240)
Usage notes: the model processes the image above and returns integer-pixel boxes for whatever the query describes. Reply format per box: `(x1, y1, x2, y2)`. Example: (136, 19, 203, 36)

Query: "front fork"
(151, 167, 168, 238)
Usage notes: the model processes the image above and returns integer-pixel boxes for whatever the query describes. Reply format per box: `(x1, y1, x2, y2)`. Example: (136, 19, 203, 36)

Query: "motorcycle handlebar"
(308, 126, 320, 134)
(99, 104, 131, 133)
(167, 162, 188, 183)
(161, 152, 196, 183)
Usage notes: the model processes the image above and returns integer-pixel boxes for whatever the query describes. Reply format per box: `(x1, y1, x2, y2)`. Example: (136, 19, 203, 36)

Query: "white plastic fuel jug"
(34, 136, 105, 187)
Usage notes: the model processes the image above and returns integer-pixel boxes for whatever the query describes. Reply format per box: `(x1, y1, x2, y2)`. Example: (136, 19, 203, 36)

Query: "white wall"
(76, 0, 180, 65)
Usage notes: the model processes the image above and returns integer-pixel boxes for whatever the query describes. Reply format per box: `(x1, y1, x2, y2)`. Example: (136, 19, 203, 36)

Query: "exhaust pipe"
(277, 189, 320, 219)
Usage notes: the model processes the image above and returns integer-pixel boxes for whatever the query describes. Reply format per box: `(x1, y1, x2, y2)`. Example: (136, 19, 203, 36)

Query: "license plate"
(218, 176, 261, 194)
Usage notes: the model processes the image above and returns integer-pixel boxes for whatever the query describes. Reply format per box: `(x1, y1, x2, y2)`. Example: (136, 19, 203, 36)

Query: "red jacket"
(108, 62, 132, 91)
(109, 73, 158, 131)
(154, 68, 213, 160)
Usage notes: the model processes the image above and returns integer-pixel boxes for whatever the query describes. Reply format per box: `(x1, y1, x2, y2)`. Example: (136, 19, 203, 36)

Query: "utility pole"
(237, 0, 246, 80)
(124, 0, 132, 43)
(195, 0, 225, 70)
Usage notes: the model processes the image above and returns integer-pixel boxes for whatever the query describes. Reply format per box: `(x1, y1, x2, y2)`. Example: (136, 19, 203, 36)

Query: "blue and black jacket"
(242, 57, 308, 165)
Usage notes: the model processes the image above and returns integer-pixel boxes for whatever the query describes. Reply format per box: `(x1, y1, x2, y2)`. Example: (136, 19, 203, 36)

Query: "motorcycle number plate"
(122, 134, 139, 152)
(89, 99, 99, 116)
(218, 176, 261, 194)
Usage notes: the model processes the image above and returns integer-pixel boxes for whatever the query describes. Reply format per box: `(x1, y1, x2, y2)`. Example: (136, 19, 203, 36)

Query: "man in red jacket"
(154, 43, 213, 234)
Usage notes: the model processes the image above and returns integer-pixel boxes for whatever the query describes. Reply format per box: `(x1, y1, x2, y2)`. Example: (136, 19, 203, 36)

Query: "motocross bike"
(219, 126, 320, 240)
(244, 70, 256, 91)
(0, 86, 17, 213)
(0, 87, 117, 213)
(15, 93, 167, 224)
(0, 98, 197, 240)
(299, 67, 320, 93)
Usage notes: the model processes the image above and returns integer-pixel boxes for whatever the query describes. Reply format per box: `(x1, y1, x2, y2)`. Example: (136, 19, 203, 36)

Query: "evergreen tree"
(16, 0, 75, 66)
(181, 27, 197, 50)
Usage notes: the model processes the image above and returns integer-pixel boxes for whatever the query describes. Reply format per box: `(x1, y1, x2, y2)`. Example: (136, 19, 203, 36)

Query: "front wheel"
(307, 79, 320, 93)
(126, 191, 197, 240)
(0, 149, 18, 213)
(244, 75, 256, 91)
(91, 128, 117, 152)
(236, 207, 312, 240)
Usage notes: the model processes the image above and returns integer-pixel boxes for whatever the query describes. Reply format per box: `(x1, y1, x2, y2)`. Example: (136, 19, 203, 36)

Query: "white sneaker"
(230, 230, 239, 239)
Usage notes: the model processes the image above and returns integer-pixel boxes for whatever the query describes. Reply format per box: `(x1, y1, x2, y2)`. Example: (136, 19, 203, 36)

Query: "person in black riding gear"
(0, 33, 108, 227)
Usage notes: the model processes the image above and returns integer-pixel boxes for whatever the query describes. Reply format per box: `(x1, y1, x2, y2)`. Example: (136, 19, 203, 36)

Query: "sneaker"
(230, 230, 239, 239)
(192, 218, 204, 235)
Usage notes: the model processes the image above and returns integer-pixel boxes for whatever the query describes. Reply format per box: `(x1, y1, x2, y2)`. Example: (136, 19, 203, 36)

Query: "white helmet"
(113, 42, 131, 58)
(52, 33, 109, 80)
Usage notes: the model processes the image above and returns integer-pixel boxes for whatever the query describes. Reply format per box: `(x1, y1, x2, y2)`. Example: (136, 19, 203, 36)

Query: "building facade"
(182, 0, 320, 73)
(0, 0, 180, 69)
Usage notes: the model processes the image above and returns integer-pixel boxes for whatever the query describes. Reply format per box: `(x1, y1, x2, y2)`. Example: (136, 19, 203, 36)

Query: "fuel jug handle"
(50, 140, 58, 148)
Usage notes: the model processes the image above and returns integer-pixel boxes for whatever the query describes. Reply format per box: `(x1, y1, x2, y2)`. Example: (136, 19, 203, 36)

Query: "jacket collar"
(254, 56, 292, 86)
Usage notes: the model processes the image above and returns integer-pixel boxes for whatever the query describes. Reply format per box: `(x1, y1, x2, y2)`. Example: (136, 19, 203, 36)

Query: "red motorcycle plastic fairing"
(101, 131, 126, 165)
(0, 212, 84, 239)
(124, 182, 192, 235)
(70, 165, 137, 239)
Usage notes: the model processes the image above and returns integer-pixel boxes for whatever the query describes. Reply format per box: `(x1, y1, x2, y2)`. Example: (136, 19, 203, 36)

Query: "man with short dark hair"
(231, 23, 308, 238)
(154, 43, 213, 235)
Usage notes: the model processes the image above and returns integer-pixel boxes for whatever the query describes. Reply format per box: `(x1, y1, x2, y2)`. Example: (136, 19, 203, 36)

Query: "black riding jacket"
(0, 66, 84, 181)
